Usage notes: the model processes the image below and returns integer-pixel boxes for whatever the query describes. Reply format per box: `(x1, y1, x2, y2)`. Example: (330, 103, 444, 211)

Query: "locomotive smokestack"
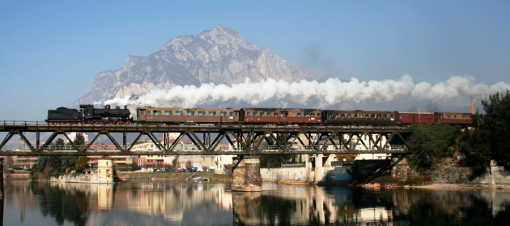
(470, 99, 475, 114)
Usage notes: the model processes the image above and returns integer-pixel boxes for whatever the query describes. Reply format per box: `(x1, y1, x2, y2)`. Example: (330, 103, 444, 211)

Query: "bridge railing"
(1, 120, 407, 130)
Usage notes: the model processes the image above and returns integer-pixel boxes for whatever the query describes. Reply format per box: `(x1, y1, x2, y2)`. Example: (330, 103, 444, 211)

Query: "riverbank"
(118, 171, 232, 182)
(360, 173, 510, 190)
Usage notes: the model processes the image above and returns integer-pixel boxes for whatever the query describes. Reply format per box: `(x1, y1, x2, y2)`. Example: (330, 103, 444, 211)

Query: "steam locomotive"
(46, 104, 132, 125)
(47, 105, 473, 126)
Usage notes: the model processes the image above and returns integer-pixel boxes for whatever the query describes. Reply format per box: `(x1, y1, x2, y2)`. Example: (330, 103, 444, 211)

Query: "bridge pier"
(232, 156, 262, 192)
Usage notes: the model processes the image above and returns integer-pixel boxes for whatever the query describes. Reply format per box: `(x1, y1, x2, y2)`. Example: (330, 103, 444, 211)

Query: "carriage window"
(253, 112, 257, 116)
(275, 112, 278, 117)
(260, 112, 264, 116)
(209, 111, 216, 116)
(311, 113, 315, 117)
(197, 111, 204, 116)
(229, 112, 233, 116)
(304, 113, 309, 117)
(220, 112, 227, 116)
(235, 112, 238, 116)
(317, 113, 321, 117)
(187, 111, 194, 116)
(140, 110, 145, 115)
(365, 114, 369, 118)
(267, 112, 272, 117)
(454, 115, 457, 118)
(377, 114, 381, 118)
(175, 111, 183, 115)
(347, 114, 352, 118)
(296, 113, 301, 117)
(164, 111, 172, 115)
(247, 112, 251, 116)
(147, 110, 151, 115)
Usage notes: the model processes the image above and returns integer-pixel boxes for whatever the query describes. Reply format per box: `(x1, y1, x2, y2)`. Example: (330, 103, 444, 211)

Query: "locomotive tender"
(47, 105, 473, 126)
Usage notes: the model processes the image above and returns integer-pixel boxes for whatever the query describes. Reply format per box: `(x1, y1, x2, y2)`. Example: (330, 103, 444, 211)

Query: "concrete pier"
(232, 156, 262, 192)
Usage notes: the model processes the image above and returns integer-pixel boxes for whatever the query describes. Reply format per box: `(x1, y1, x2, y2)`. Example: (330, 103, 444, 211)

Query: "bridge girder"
(0, 122, 412, 156)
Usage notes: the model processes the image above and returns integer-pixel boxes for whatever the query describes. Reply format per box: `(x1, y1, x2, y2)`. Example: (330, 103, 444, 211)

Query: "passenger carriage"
(137, 107, 240, 124)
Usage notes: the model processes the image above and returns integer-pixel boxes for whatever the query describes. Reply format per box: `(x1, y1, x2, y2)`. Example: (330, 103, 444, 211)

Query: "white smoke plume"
(97, 75, 510, 108)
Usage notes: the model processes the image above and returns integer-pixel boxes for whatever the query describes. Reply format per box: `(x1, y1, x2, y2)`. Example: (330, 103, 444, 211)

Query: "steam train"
(47, 104, 132, 124)
(47, 105, 473, 126)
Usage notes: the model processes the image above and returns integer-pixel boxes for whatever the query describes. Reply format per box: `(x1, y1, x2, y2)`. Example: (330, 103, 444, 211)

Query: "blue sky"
(1, 1, 509, 120)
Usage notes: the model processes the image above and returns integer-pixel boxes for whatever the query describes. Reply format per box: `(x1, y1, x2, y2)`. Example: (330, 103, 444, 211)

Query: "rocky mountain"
(72, 25, 331, 106)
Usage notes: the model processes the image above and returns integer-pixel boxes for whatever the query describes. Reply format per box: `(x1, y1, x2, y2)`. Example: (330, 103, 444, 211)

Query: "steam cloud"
(97, 75, 510, 108)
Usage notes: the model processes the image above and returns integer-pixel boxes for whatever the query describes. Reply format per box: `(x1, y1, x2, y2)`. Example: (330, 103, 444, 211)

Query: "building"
(10, 156, 38, 169)
(97, 158, 114, 183)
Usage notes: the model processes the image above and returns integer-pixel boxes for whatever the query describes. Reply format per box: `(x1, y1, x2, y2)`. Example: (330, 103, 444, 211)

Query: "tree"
(75, 156, 88, 172)
(172, 157, 180, 170)
(131, 158, 141, 171)
(185, 160, 193, 170)
(480, 90, 510, 166)
(406, 124, 460, 171)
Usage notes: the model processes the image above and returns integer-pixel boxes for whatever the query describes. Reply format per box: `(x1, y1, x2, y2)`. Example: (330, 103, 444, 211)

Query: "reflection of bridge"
(0, 121, 411, 156)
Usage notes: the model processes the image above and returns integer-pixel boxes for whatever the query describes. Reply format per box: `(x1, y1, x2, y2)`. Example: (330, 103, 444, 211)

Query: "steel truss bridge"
(0, 121, 412, 156)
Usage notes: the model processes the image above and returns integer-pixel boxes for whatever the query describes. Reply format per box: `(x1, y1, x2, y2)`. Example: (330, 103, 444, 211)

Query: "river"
(2, 180, 510, 225)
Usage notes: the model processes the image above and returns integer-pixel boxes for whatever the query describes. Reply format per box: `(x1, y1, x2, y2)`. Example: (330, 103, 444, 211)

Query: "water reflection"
(3, 180, 510, 225)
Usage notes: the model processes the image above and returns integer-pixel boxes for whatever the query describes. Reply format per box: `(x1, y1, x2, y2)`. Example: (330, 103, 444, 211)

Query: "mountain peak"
(72, 26, 331, 106)
(198, 24, 244, 46)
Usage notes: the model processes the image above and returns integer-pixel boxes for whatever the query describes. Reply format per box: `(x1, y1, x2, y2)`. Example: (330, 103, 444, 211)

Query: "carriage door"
(280, 111, 288, 124)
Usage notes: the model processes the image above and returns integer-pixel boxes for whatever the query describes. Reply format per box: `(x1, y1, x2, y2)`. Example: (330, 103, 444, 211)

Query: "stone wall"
(426, 162, 510, 186)
(50, 173, 106, 184)
(260, 167, 311, 181)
